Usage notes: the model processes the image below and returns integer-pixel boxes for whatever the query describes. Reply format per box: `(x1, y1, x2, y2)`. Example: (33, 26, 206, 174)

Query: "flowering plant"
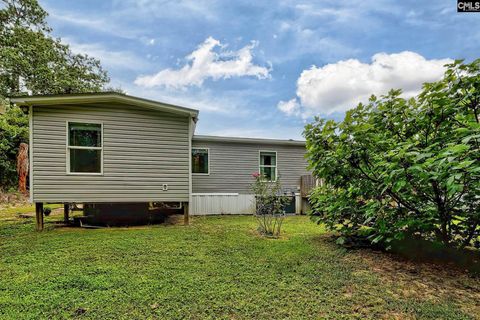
(251, 172, 289, 237)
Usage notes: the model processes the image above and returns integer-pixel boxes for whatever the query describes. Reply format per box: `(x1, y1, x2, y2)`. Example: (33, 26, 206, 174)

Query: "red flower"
(252, 172, 261, 178)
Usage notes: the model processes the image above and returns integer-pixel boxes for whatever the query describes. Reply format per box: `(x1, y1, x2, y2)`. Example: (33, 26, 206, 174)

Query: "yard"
(0, 207, 479, 319)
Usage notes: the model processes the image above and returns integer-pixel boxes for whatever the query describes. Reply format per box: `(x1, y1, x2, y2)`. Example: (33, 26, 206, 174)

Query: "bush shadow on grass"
(389, 236, 480, 274)
(319, 232, 480, 275)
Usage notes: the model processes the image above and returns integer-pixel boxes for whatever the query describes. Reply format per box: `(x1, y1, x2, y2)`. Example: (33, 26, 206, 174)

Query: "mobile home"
(11, 93, 312, 229)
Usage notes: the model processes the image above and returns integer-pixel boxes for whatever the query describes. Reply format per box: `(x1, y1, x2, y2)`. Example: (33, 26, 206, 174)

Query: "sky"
(40, 0, 479, 139)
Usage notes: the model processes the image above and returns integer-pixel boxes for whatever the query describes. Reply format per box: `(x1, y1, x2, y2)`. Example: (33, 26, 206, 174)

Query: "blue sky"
(41, 0, 479, 139)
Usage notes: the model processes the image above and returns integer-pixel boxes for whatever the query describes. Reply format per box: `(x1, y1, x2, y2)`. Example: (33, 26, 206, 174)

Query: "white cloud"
(146, 90, 245, 114)
(48, 1, 218, 40)
(48, 10, 144, 40)
(112, 0, 218, 21)
(65, 38, 151, 72)
(280, 51, 452, 117)
(294, 4, 355, 23)
(134, 37, 271, 89)
(118, 79, 256, 115)
(269, 21, 359, 64)
(277, 99, 301, 117)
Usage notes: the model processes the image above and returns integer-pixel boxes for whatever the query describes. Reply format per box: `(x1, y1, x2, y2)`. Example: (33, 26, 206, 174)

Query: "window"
(67, 122, 102, 174)
(259, 151, 277, 181)
(192, 148, 209, 174)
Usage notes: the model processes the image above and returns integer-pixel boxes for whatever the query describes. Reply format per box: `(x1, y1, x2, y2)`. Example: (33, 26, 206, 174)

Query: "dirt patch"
(163, 213, 185, 225)
(312, 234, 480, 318)
(0, 191, 29, 210)
(347, 248, 480, 317)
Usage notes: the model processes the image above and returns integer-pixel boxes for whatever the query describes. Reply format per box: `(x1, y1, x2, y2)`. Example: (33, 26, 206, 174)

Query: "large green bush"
(0, 99, 28, 189)
(304, 60, 480, 249)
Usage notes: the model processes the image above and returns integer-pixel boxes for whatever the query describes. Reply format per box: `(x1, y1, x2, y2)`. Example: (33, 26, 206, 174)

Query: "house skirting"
(191, 193, 304, 215)
(191, 193, 255, 215)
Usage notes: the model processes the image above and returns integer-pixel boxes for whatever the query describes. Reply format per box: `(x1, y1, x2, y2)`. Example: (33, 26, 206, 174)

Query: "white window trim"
(192, 147, 210, 175)
(258, 150, 277, 182)
(66, 120, 104, 175)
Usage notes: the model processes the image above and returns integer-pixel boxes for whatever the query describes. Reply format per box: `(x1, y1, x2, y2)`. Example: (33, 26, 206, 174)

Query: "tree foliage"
(304, 60, 480, 249)
(0, 98, 28, 190)
(0, 0, 110, 189)
(0, 0, 109, 96)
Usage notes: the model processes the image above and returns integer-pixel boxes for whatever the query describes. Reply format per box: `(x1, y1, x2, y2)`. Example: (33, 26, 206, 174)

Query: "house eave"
(10, 92, 199, 120)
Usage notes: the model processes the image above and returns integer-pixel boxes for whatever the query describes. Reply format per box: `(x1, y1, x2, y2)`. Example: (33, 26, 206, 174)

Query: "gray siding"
(192, 140, 309, 194)
(32, 104, 190, 203)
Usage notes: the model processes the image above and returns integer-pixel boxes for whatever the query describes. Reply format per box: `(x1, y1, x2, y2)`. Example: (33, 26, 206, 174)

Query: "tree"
(0, 0, 109, 96)
(17, 142, 28, 193)
(0, 0, 110, 189)
(304, 59, 480, 249)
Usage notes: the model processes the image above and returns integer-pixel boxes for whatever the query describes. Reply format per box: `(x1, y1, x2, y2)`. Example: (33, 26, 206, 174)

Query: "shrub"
(251, 172, 289, 237)
(304, 59, 480, 249)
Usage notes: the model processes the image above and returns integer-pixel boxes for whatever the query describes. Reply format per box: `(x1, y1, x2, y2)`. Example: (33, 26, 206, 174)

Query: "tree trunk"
(16, 143, 29, 194)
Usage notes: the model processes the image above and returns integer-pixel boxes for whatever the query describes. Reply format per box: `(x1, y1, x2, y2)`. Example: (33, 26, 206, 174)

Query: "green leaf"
(336, 237, 346, 245)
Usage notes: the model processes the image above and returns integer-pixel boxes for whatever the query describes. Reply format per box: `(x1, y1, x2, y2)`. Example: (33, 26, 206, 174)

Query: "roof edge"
(10, 92, 199, 118)
(193, 135, 306, 146)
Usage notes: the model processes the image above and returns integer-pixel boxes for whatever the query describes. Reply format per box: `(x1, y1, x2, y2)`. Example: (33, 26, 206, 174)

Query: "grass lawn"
(0, 208, 478, 319)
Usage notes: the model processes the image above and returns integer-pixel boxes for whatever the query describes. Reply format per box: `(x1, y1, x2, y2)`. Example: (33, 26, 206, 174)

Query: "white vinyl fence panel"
(191, 193, 255, 215)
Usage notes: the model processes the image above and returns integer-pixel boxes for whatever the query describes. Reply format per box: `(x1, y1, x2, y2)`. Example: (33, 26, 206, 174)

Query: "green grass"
(0, 209, 478, 319)
(0, 203, 62, 217)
